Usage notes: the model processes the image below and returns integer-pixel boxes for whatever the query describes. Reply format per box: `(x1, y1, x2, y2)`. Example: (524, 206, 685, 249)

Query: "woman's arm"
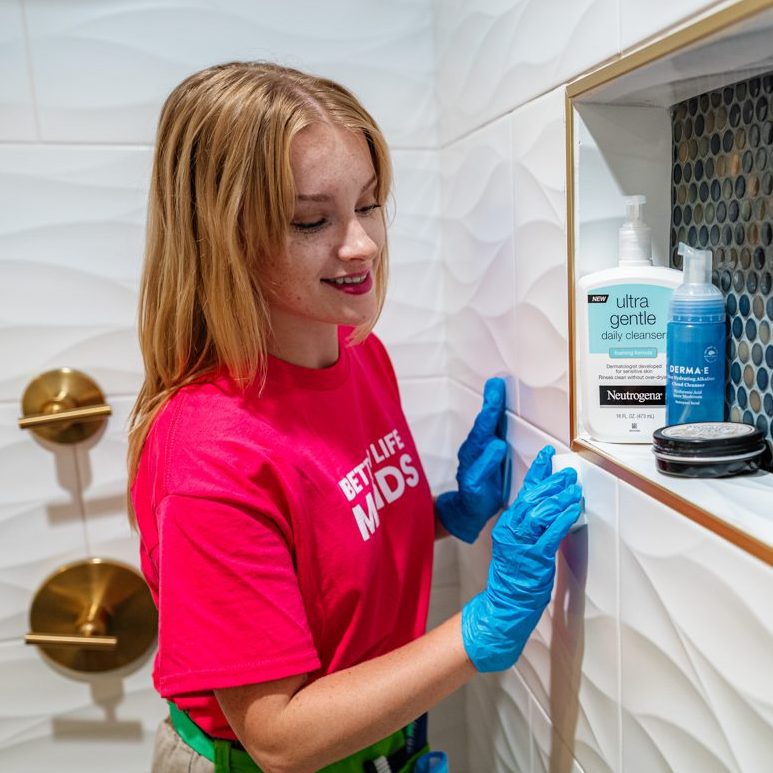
(216, 447, 581, 773)
(215, 613, 474, 773)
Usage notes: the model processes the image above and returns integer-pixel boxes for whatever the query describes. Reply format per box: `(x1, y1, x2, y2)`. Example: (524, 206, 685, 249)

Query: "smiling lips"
(321, 271, 373, 295)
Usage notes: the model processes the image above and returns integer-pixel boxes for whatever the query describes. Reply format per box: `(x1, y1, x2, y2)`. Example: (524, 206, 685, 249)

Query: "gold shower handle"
(18, 403, 112, 430)
(27, 558, 157, 673)
(25, 632, 118, 650)
(18, 368, 112, 444)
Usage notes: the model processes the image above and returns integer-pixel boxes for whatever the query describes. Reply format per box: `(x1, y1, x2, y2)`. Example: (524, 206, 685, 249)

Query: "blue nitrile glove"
(461, 446, 583, 672)
(436, 378, 508, 543)
(415, 751, 449, 772)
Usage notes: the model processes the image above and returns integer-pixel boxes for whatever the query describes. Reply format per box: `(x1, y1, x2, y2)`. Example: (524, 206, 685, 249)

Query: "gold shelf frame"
(564, 0, 773, 566)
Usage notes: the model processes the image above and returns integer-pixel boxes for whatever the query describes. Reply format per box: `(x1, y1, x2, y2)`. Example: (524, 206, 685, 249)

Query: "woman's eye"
(291, 218, 327, 232)
(357, 203, 381, 216)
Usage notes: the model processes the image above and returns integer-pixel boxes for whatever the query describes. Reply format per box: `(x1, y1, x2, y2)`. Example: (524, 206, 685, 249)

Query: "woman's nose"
(338, 217, 379, 262)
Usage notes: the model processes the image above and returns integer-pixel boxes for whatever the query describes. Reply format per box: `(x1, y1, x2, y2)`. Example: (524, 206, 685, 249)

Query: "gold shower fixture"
(18, 368, 111, 443)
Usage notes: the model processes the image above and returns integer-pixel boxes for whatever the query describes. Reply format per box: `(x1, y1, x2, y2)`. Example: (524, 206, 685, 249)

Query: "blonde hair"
(126, 62, 392, 525)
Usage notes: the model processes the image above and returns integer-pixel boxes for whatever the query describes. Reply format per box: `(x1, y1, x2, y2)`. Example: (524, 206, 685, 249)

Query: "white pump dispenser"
(576, 195, 682, 443)
(619, 195, 652, 266)
(677, 242, 712, 285)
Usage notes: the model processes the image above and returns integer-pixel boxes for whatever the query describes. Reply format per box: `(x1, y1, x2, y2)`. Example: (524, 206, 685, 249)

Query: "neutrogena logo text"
(599, 385, 665, 406)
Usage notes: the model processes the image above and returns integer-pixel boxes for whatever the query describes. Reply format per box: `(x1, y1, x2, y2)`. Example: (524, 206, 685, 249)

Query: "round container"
(652, 422, 768, 477)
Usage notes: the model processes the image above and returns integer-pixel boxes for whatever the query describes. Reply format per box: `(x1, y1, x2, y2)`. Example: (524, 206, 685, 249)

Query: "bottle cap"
(619, 195, 652, 266)
(670, 241, 725, 321)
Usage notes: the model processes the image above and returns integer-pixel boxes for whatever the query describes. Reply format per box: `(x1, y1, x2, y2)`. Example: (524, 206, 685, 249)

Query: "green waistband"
(168, 702, 429, 773)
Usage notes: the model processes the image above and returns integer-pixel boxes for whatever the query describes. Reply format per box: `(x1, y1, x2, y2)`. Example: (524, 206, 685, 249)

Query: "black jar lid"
(652, 422, 766, 463)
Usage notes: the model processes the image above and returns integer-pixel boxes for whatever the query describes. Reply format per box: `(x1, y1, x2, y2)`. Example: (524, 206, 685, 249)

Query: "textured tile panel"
(0, 146, 152, 401)
(443, 117, 517, 408)
(466, 668, 531, 773)
(399, 377, 451, 494)
(433, 0, 618, 143)
(24, 0, 437, 147)
(0, 0, 37, 140)
(0, 639, 164, 771)
(531, 696, 586, 773)
(0, 403, 87, 641)
(516, 451, 620, 773)
(511, 86, 570, 444)
(619, 481, 773, 773)
(620, 0, 722, 51)
(376, 150, 444, 381)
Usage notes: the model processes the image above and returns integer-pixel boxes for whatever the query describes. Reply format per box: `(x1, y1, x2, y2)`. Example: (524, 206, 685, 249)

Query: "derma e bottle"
(665, 242, 727, 425)
(577, 196, 682, 443)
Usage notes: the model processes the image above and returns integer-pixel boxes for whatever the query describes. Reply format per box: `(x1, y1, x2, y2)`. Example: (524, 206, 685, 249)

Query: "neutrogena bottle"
(577, 196, 682, 442)
(665, 242, 727, 425)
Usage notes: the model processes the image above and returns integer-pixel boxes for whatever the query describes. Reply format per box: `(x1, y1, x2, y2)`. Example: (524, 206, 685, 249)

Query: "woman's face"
(263, 122, 385, 357)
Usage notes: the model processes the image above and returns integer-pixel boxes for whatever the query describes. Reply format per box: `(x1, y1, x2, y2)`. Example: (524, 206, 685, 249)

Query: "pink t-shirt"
(131, 329, 435, 739)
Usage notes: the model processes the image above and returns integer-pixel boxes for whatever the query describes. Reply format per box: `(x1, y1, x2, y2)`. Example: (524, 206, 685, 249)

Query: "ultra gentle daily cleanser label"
(586, 283, 673, 439)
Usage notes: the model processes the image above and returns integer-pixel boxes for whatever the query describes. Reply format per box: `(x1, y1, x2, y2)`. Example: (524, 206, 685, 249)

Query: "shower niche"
(567, 0, 773, 563)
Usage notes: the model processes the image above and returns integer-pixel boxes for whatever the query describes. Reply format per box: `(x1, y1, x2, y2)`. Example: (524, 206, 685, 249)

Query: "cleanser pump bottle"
(665, 242, 727, 425)
(577, 195, 681, 443)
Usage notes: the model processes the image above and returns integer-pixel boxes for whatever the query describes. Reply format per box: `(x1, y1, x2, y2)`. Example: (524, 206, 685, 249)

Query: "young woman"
(127, 62, 582, 773)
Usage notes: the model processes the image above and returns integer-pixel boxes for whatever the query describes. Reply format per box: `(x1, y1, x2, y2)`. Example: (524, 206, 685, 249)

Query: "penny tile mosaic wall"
(670, 72, 773, 439)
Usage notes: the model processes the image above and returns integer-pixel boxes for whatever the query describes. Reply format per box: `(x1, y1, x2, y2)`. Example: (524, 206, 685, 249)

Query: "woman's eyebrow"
(296, 174, 377, 202)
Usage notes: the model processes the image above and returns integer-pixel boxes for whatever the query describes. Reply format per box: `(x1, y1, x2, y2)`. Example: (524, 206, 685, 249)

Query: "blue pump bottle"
(665, 242, 727, 425)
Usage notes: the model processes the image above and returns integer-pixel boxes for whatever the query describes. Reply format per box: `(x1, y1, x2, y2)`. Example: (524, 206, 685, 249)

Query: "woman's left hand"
(436, 377, 508, 543)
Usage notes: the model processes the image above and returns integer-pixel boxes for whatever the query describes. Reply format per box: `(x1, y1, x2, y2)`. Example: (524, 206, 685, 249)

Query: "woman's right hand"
(460, 445, 583, 672)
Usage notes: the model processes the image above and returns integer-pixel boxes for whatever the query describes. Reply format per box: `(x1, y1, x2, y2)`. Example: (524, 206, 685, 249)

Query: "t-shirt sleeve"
(153, 491, 321, 698)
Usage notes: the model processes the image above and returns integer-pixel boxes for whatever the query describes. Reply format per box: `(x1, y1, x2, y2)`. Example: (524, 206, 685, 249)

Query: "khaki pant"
(152, 716, 215, 773)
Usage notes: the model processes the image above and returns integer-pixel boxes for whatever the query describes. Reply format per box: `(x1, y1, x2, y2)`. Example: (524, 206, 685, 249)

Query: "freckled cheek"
(369, 222, 387, 254)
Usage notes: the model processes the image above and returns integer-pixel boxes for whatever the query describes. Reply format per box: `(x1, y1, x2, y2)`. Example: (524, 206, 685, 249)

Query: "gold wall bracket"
(25, 558, 157, 674)
(18, 368, 112, 444)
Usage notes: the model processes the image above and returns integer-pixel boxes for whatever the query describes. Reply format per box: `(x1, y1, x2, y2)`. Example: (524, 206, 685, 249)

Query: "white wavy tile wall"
(375, 150, 445, 381)
(0, 405, 86, 642)
(433, 0, 618, 144)
(0, 639, 163, 773)
(619, 482, 773, 773)
(23, 0, 436, 148)
(516, 453, 621, 773)
(531, 698, 585, 773)
(511, 87, 570, 444)
(0, 147, 151, 402)
(467, 669, 532, 772)
(619, 0, 722, 51)
(442, 115, 518, 411)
